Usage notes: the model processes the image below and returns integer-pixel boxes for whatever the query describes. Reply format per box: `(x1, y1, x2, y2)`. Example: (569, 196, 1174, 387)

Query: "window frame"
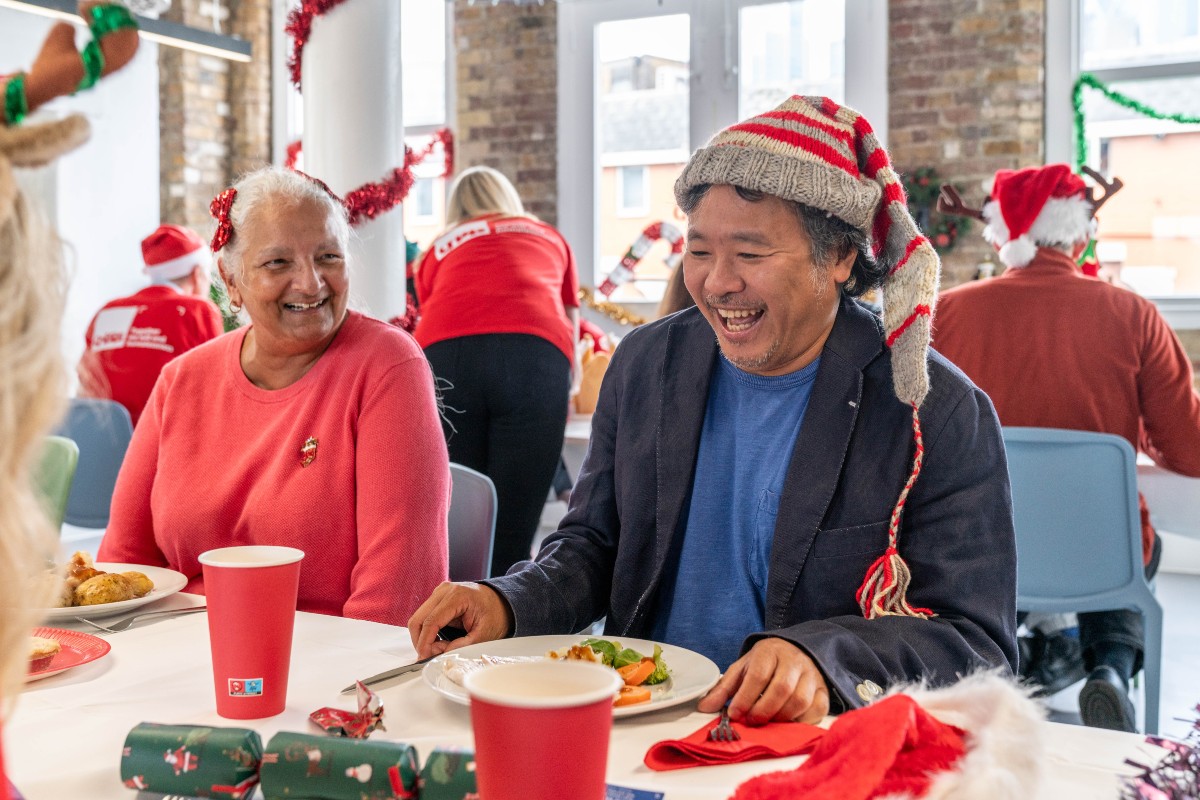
(557, 0, 888, 302)
(1046, 1, 1200, 327)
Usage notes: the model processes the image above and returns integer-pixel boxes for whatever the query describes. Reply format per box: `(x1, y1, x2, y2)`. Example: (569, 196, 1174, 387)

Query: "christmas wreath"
(902, 167, 969, 254)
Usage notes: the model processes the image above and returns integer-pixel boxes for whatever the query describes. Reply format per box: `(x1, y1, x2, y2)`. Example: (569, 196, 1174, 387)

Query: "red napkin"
(644, 717, 825, 771)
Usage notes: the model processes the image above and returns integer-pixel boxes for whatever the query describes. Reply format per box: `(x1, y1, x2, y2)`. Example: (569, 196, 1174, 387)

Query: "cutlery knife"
(341, 656, 436, 694)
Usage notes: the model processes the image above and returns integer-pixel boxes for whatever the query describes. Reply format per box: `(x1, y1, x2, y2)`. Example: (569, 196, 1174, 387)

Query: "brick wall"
(159, 0, 272, 234)
(888, 0, 1046, 288)
(452, 0, 559, 226)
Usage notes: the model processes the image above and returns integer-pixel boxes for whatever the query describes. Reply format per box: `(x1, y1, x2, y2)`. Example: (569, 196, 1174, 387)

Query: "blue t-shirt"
(651, 354, 820, 669)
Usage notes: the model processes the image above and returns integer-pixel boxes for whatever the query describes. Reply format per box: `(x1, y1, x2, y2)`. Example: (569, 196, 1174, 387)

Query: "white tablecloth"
(9, 595, 1159, 799)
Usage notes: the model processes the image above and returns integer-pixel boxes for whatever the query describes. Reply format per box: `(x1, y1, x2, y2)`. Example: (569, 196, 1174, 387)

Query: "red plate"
(26, 626, 111, 682)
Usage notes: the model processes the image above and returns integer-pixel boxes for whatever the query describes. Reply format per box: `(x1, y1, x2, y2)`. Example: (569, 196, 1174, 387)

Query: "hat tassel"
(856, 404, 935, 620)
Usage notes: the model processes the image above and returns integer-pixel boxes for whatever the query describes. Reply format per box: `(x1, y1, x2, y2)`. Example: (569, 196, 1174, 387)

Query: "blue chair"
(55, 398, 134, 529)
(448, 463, 497, 582)
(1003, 427, 1162, 733)
(35, 435, 80, 532)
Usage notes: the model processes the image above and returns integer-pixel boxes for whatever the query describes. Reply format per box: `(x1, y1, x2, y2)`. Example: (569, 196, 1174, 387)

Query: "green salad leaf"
(580, 638, 618, 666)
(645, 644, 669, 685)
(579, 638, 671, 684)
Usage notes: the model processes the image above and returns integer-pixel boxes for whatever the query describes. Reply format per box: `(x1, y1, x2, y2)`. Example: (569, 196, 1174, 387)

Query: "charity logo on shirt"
(432, 217, 559, 261)
(433, 219, 490, 260)
(90, 305, 177, 354)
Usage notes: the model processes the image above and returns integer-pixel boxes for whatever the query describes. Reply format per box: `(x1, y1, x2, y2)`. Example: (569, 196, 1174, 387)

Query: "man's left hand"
(697, 638, 829, 725)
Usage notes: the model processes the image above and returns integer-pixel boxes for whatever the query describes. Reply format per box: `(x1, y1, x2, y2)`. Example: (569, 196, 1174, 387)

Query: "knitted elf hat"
(674, 95, 941, 620)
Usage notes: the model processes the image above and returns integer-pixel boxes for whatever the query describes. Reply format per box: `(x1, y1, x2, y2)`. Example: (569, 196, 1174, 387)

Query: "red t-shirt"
(414, 215, 579, 362)
(79, 285, 223, 425)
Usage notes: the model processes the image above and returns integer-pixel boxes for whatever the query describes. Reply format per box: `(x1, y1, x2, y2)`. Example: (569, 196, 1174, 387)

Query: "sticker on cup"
(606, 786, 664, 800)
(229, 679, 264, 697)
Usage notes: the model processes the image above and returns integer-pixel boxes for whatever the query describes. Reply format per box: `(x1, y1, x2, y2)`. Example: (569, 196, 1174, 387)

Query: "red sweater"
(414, 215, 579, 361)
(98, 311, 450, 625)
(932, 249, 1200, 562)
(79, 285, 223, 425)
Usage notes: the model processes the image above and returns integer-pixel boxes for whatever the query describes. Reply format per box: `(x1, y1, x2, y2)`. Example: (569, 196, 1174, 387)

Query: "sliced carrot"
(616, 659, 656, 687)
(615, 685, 651, 706)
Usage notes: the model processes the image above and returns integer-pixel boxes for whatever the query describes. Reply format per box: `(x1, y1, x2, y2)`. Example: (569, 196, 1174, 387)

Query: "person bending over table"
(409, 96, 1017, 724)
(99, 167, 450, 626)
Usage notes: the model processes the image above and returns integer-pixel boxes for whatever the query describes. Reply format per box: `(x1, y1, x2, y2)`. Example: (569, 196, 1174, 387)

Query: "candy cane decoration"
(598, 221, 684, 297)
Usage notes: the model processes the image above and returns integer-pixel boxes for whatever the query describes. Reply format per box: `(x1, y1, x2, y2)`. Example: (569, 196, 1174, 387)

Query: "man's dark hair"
(678, 184, 887, 298)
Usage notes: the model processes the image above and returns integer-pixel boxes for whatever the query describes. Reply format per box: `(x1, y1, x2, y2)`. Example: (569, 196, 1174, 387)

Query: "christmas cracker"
(119, 723, 262, 799)
(260, 731, 420, 800)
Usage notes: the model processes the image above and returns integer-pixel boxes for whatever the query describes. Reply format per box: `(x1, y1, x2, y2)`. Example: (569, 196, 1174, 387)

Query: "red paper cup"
(464, 660, 623, 800)
(198, 545, 304, 719)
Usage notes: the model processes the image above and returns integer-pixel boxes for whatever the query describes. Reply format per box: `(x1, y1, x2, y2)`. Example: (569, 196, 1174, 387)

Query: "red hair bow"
(209, 188, 238, 252)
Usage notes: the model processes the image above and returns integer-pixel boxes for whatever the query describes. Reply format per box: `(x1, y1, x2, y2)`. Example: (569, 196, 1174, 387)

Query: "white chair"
(448, 463, 497, 582)
(1003, 427, 1162, 733)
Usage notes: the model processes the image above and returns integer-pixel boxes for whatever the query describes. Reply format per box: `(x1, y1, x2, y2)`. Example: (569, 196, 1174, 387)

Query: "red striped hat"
(675, 95, 941, 621)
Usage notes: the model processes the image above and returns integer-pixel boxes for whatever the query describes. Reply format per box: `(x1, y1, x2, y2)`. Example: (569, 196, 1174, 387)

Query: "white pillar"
(302, 0, 405, 321)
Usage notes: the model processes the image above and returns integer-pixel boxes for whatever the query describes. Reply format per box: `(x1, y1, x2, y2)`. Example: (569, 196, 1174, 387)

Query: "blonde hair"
(442, 166, 527, 229)
(0, 183, 68, 706)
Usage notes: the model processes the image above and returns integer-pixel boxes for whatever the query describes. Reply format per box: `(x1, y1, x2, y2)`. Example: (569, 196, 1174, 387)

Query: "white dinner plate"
(41, 563, 189, 622)
(422, 634, 721, 718)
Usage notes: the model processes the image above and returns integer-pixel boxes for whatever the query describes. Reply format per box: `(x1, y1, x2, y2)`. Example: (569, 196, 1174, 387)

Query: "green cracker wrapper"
(119, 723, 262, 799)
(419, 747, 478, 800)
(260, 731, 419, 800)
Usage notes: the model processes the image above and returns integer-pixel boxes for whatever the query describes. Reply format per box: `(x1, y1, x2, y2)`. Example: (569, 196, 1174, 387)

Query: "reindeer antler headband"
(1, 2, 140, 228)
(935, 164, 1125, 268)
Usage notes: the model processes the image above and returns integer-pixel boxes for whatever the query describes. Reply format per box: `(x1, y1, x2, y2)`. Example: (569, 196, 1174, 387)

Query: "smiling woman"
(97, 167, 452, 626)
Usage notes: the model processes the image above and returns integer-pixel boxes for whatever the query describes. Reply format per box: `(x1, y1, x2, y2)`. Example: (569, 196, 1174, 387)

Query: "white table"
(10, 595, 1163, 799)
(1138, 455, 1200, 540)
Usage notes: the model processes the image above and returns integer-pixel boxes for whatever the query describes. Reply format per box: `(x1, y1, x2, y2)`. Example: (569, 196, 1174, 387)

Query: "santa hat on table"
(674, 95, 941, 620)
(732, 673, 1046, 800)
(981, 164, 1094, 268)
(142, 224, 209, 283)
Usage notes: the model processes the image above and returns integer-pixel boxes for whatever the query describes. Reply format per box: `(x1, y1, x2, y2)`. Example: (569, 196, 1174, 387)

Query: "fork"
(76, 606, 207, 635)
(709, 702, 741, 743)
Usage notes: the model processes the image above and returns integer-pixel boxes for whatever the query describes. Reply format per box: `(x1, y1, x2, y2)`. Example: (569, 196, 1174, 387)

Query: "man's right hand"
(408, 581, 514, 659)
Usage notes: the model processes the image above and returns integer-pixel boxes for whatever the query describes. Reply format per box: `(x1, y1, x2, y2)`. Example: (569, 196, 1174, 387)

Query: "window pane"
(618, 166, 648, 215)
(1081, 75, 1200, 295)
(740, 0, 845, 118)
(401, 0, 446, 127)
(596, 14, 690, 304)
(1081, 0, 1200, 70)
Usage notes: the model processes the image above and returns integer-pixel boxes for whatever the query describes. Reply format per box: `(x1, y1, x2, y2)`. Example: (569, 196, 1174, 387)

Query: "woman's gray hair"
(215, 166, 351, 287)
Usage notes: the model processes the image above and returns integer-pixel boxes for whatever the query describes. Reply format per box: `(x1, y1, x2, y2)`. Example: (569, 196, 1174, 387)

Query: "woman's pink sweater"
(99, 311, 450, 625)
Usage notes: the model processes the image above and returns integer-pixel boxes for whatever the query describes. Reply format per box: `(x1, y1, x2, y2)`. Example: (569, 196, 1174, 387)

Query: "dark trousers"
(1078, 533, 1163, 675)
(425, 334, 570, 577)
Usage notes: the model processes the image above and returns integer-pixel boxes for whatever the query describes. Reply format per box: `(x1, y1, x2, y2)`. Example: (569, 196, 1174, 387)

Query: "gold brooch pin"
(300, 436, 318, 467)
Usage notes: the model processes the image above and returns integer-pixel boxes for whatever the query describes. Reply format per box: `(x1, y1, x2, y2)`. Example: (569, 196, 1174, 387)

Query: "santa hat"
(982, 164, 1093, 268)
(142, 224, 209, 283)
(732, 673, 1046, 800)
(674, 95, 941, 619)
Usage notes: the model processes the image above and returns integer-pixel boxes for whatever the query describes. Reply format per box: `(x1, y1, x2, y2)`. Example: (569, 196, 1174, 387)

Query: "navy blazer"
(488, 298, 1018, 708)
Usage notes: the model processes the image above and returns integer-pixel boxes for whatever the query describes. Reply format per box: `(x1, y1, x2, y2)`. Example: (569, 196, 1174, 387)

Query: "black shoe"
(1028, 631, 1087, 697)
(1079, 665, 1137, 732)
